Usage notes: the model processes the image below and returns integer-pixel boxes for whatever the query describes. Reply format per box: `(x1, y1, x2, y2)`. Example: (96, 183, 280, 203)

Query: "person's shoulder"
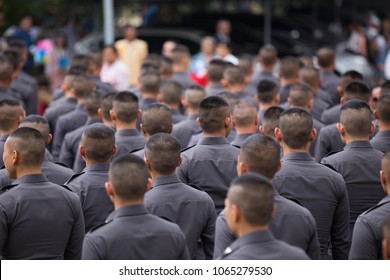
(275, 239, 310, 259)
(64, 172, 85, 185)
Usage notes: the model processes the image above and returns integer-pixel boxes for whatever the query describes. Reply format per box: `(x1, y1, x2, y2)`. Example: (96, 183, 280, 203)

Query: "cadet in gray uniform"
(383, 215, 390, 259)
(110, 91, 145, 158)
(250, 45, 280, 91)
(172, 85, 206, 149)
(144, 133, 216, 259)
(205, 59, 227, 97)
(220, 174, 310, 260)
(132, 103, 173, 159)
(214, 134, 320, 259)
(65, 124, 116, 232)
(349, 152, 390, 259)
(160, 81, 186, 124)
(82, 155, 190, 260)
(0, 55, 24, 105)
(255, 80, 280, 125)
(0, 115, 74, 187)
(139, 71, 160, 111)
(177, 96, 239, 213)
(273, 108, 349, 259)
(315, 80, 371, 162)
(278, 56, 300, 104)
(171, 45, 195, 90)
(59, 91, 102, 168)
(52, 74, 95, 160)
(322, 100, 386, 239)
(222, 66, 253, 100)
(0, 99, 24, 167)
(259, 106, 285, 140)
(371, 94, 390, 152)
(230, 100, 259, 147)
(0, 127, 84, 259)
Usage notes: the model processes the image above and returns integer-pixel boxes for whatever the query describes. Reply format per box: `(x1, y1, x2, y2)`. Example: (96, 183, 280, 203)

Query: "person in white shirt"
(100, 45, 130, 91)
(214, 42, 238, 65)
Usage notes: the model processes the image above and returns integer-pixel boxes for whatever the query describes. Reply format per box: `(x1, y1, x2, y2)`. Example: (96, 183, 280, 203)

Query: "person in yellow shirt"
(115, 25, 148, 86)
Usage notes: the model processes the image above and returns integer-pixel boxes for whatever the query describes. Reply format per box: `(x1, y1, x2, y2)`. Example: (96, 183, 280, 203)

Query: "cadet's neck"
(343, 135, 370, 145)
(15, 166, 42, 179)
(259, 103, 273, 111)
(281, 142, 310, 156)
(236, 126, 258, 135)
(379, 121, 390, 132)
(115, 122, 137, 131)
(235, 224, 269, 238)
(165, 103, 180, 110)
(150, 170, 175, 181)
(115, 199, 144, 210)
(186, 108, 198, 116)
(142, 92, 159, 100)
(203, 131, 228, 138)
(228, 84, 246, 93)
(85, 159, 111, 166)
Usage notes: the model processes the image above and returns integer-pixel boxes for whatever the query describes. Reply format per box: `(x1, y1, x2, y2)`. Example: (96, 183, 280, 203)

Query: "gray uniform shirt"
(44, 97, 77, 136)
(314, 123, 345, 162)
(221, 230, 310, 260)
(321, 141, 386, 238)
(205, 82, 226, 96)
(172, 114, 201, 149)
(321, 103, 341, 125)
(320, 71, 340, 107)
(274, 152, 350, 259)
(0, 174, 84, 259)
(370, 130, 390, 153)
(230, 133, 256, 148)
(214, 193, 320, 260)
(82, 204, 190, 260)
(65, 163, 114, 232)
(349, 195, 390, 260)
(144, 174, 217, 259)
(115, 129, 146, 158)
(177, 136, 240, 212)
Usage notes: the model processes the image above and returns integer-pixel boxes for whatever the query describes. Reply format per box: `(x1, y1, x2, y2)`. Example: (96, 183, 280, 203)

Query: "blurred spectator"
(45, 34, 69, 91)
(346, 22, 367, 57)
(12, 16, 35, 73)
(205, 59, 227, 96)
(100, 45, 130, 91)
(115, 25, 148, 86)
(191, 36, 216, 80)
(171, 45, 195, 90)
(215, 42, 238, 65)
(214, 19, 231, 45)
(250, 45, 279, 90)
(162, 40, 177, 58)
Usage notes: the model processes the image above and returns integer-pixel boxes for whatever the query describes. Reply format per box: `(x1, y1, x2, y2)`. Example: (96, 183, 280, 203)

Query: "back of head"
(140, 72, 160, 94)
(339, 70, 364, 91)
(262, 106, 285, 137)
(381, 80, 390, 96)
(228, 173, 274, 227)
(340, 99, 372, 138)
(112, 91, 139, 123)
(145, 133, 181, 175)
(160, 81, 183, 105)
(0, 55, 15, 82)
(382, 151, 390, 182)
(0, 99, 23, 132)
(279, 107, 313, 149)
(344, 81, 371, 103)
(88, 51, 103, 71)
(299, 66, 320, 88)
(289, 84, 314, 108)
(207, 59, 227, 82)
(238, 54, 254, 74)
(217, 91, 240, 110)
(7, 39, 26, 52)
(85, 91, 102, 117)
(142, 103, 172, 135)
(3, 47, 22, 70)
(316, 47, 335, 68)
(140, 62, 159, 76)
(256, 79, 279, 104)
(19, 115, 50, 142)
(199, 96, 231, 133)
(70, 54, 91, 69)
(279, 56, 299, 80)
(109, 155, 150, 201)
(172, 44, 190, 65)
(259, 44, 278, 67)
(7, 127, 45, 167)
(81, 123, 115, 162)
(184, 85, 207, 109)
(161, 56, 173, 76)
(377, 94, 390, 124)
(72, 74, 95, 99)
(240, 134, 280, 179)
(223, 65, 246, 86)
(144, 54, 162, 70)
(100, 93, 115, 122)
(233, 100, 258, 128)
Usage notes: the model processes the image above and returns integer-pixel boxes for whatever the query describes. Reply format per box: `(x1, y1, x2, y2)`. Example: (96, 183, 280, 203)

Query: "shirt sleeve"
(213, 213, 236, 259)
(349, 216, 379, 259)
(64, 197, 85, 260)
(0, 202, 8, 257)
(200, 201, 217, 260)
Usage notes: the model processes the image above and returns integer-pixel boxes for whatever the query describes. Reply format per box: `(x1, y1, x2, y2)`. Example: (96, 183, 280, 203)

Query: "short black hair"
(81, 124, 115, 162)
(344, 81, 371, 103)
(262, 106, 285, 137)
(340, 99, 372, 138)
(3, 47, 22, 69)
(223, 65, 246, 85)
(233, 100, 258, 127)
(19, 115, 50, 141)
(112, 91, 139, 123)
(145, 133, 181, 175)
(339, 70, 364, 90)
(140, 72, 160, 94)
(100, 93, 115, 122)
(316, 47, 335, 68)
(142, 103, 172, 135)
(198, 96, 231, 133)
(7, 127, 46, 166)
(184, 85, 207, 109)
(207, 59, 227, 82)
(279, 56, 299, 79)
(240, 135, 280, 179)
(279, 107, 313, 149)
(377, 94, 390, 124)
(289, 84, 313, 108)
(228, 173, 274, 226)
(72, 74, 95, 99)
(258, 44, 278, 67)
(109, 155, 150, 201)
(256, 79, 279, 103)
(0, 55, 15, 81)
(160, 81, 183, 105)
(0, 99, 23, 131)
(85, 91, 102, 117)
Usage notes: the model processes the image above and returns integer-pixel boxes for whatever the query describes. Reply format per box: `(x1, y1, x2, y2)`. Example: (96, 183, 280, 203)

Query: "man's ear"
(79, 145, 86, 161)
(277, 160, 282, 173)
(137, 109, 142, 120)
(112, 144, 117, 156)
(259, 125, 264, 135)
(98, 108, 104, 120)
(11, 149, 19, 165)
(271, 203, 277, 217)
(287, 97, 292, 107)
(221, 79, 228, 88)
(196, 117, 201, 128)
(46, 134, 53, 145)
(146, 178, 153, 192)
(309, 128, 317, 143)
(140, 124, 147, 135)
(374, 109, 379, 120)
(274, 127, 282, 143)
(167, 124, 173, 134)
(105, 182, 114, 202)
(231, 204, 240, 223)
(144, 157, 152, 172)
(237, 161, 247, 176)
(336, 123, 345, 137)
(370, 122, 375, 135)
(340, 96, 345, 105)
(177, 156, 183, 168)
(109, 109, 116, 123)
(181, 97, 188, 109)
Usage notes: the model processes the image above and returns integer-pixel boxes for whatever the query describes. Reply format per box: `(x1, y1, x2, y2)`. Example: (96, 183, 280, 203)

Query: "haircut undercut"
(140, 72, 160, 94)
(198, 96, 231, 133)
(100, 93, 115, 122)
(141, 103, 172, 135)
(207, 59, 227, 82)
(279, 56, 299, 79)
(0, 99, 23, 131)
(224, 65, 246, 85)
(340, 99, 372, 138)
(256, 79, 279, 104)
(0, 55, 15, 81)
(112, 91, 139, 123)
(72, 74, 95, 99)
(262, 106, 285, 137)
(339, 70, 364, 91)
(316, 47, 335, 68)
(85, 91, 102, 117)
(184, 85, 207, 109)
(81, 123, 115, 162)
(160, 81, 183, 105)
(377, 94, 390, 124)
(19, 114, 50, 141)
(289, 84, 314, 108)
(258, 44, 278, 67)
(233, 100, 258, 127)
(344, 81, 371, 103)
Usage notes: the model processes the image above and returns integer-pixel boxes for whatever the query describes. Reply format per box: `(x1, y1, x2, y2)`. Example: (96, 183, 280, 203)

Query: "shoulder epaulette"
(87, 221, 111, 234)
(64, 172, 85, 185)
(362, 200, 390, 215)
(231, 144, 241, 149)
(60, 184, 75, 193)
(129, 147, 144, 154)
(321, 163, 338, 173)
(222, 246, 234, 259)
(181, 144, 196, 153)
(0, 183, 18, 194)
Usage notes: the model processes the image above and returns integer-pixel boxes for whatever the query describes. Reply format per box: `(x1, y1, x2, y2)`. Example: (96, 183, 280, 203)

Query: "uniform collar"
(198, 136, 230, 145)
(282, 152, 314, 162)
(375, 130, 390, 138)
(379, 195, 390, 205)
(344, 140, 373, 150)
(0, 134, 8, 141)
(226, 230, 274, 254)
(234, 133, 255, 142)
(152, 174, 181, 188)
(76, 104, 85, 110)
(107, 204, 148, 221)
(86, 119, 102, 126)
(171, 109, 182, 116)
(84, 162, 110, 172)
(13, 174, 48, 185)
(187, 114, 199, 121)
(115, 129, 140, 137)
(65, 97, 77, 104)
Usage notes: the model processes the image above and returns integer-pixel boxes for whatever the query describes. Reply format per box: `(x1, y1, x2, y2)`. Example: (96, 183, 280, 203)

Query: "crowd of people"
(0, 20, 390, 261)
